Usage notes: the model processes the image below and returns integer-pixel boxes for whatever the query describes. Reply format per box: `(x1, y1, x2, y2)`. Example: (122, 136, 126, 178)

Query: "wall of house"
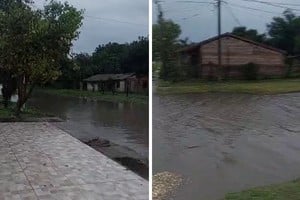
(199, 36, 286, 78)
(116, 81, 125, 92)
(86, 83, 98, 91)
(87, 83, 93, 91)
(85, 78, 148, 94)
(94, 83, 98, 91)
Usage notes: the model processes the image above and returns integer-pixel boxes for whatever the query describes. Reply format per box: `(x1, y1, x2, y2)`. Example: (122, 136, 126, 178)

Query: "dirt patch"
(85, 138, 111, 147)
(84, 138, 148, 180)
(114, 157, 149, 180)
(153, 172, 183, 200)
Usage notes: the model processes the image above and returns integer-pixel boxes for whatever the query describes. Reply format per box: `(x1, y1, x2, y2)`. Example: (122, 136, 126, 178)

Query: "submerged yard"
(157, 78, 300, 95)
(36, 88, 148, 104)
(153, 91, 300, 200)
(0, 100, 50, 120)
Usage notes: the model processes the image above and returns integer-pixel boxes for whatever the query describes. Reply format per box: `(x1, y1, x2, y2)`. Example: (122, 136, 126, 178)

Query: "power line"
(271, 2, 300, 7)
(238, 0, 300, 11)
(226, 2, 283, 15)
(239, 0, 300, 7)
(181, 13, 202, 20)
(225, 4, 242, 26)
(165, 6, 207, 14)
(175, 0, 215, 4)
(177, 6, 217, 20)
(84, 15, 146, 27)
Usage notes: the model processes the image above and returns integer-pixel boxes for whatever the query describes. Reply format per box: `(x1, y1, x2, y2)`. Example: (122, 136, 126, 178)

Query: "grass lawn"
(225, 179, 300, 200)
(156, 78, 300, 95)
(36, 88, 149, 105)
(0, 103, 49, 120)
(0, 96, 53, 120)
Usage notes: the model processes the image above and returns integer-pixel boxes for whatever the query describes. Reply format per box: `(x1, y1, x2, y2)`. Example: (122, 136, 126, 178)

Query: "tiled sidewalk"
(0, 123, 148, 200)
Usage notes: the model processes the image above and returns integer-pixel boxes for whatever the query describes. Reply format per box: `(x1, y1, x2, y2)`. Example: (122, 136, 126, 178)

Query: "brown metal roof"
(179, 33, 286, 54)
(83, 73, 135, 82)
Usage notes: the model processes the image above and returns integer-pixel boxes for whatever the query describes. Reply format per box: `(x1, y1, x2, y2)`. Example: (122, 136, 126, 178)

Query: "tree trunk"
(1, 72, 16, 108)
(15, 75, 35, 117)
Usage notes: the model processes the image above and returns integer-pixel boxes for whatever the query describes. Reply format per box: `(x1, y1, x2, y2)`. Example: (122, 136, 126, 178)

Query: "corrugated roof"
(83, 73, 135, 82)
(179, 33, 286, 54)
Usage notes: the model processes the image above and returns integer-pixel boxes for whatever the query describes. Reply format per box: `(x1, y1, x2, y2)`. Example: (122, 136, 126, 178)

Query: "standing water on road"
(28, 92, 149, 160)
(153, 92, 300, 200)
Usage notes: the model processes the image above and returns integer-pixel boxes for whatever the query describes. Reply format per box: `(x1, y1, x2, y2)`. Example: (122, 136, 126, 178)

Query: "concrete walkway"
(0, 123, 148, 200)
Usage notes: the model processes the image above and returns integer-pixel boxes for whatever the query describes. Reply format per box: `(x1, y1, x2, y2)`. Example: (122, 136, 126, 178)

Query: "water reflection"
(28, 92, 149, 158)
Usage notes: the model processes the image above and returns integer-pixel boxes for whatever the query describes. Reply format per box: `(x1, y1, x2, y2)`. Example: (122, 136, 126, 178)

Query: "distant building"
(179, 33, 287, 79)
(83, 73, 148, 94)
(287, 55, 300, 76)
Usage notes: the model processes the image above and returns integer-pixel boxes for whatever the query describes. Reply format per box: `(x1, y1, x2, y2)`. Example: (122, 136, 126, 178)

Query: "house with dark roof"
(179, 33, 287, 79)
(82, 73, 148, 94)
(83, 73, 135, 93)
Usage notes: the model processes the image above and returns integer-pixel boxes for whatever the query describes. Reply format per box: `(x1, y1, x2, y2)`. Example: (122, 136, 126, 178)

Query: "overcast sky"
(35, 0, 148, 54)
(153, 0, 300, 43)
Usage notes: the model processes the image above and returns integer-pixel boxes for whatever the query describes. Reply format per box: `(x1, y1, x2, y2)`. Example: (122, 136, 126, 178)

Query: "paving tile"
(35, 181, 148, 200)
(0, 161, 23, 176)
(0, 172, 33, 193)
(0, 190, 38, 200)
(0, 122, 148, 200)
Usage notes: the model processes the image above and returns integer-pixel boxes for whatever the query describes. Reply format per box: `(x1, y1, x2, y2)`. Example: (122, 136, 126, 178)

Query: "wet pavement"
(153, 92, 300, 200)
(0, 122, 148, 200)
(28, 92, 149, 160)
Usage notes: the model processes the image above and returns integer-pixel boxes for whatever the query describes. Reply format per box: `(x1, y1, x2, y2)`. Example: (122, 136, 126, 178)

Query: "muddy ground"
(84, 138, 148, 179)
(153, 92, 300, 200)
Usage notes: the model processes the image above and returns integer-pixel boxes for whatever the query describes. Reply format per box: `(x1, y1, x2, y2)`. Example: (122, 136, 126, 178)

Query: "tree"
(73, 53, 94, 79)
(90, 37, 149, 75)
(0, 71, 16, 108)
(52, 36, 148, 89)
(124, 36, 149, 75)
(267, 10, 300, 55)
(0, 0, 83, 115)
(92, 42, 127, 74)
(231, 26, 267, 43)
(153, 1, 182, 80)
(178, 37, 190, 48)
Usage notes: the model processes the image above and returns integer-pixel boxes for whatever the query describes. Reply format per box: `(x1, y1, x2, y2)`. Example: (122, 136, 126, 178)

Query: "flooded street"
(153, 92, 300, 200)
(28, 92, 149, 159)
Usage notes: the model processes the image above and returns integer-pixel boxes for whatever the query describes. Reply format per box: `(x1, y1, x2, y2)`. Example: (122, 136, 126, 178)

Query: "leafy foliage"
(153, 1, 182, 81)
(242, 63, 259, 80)
(267, 10, 300, 55)
(54, 36, 149, 89)
(231, 26, 267, 43)
(0, 0, 83, 115)
(231, 10, 300, 56)
(91, 36, 149, 75)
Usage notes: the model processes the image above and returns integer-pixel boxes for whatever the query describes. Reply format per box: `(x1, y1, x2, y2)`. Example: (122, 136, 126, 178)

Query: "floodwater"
(28, 92, 149, 159)
(153, 92, 300, 200)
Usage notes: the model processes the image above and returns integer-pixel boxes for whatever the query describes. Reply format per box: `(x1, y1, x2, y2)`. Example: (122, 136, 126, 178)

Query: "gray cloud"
(153, 0, 300, 43)
(36, 0, 148, 53)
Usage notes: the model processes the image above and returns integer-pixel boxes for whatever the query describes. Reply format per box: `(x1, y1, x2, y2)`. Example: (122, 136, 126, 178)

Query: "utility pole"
(217, 0, 222, 81)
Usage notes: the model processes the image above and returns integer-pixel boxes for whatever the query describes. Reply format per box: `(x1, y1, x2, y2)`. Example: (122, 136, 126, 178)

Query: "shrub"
(242, 63, 259, 80)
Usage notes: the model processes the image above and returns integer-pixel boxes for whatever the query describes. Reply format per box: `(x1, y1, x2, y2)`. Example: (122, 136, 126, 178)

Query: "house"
(179, 33, 287, 79)
(83, 73, 135, 93)
(286, 55, 300, 76)
(128, 75, 148, 94)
